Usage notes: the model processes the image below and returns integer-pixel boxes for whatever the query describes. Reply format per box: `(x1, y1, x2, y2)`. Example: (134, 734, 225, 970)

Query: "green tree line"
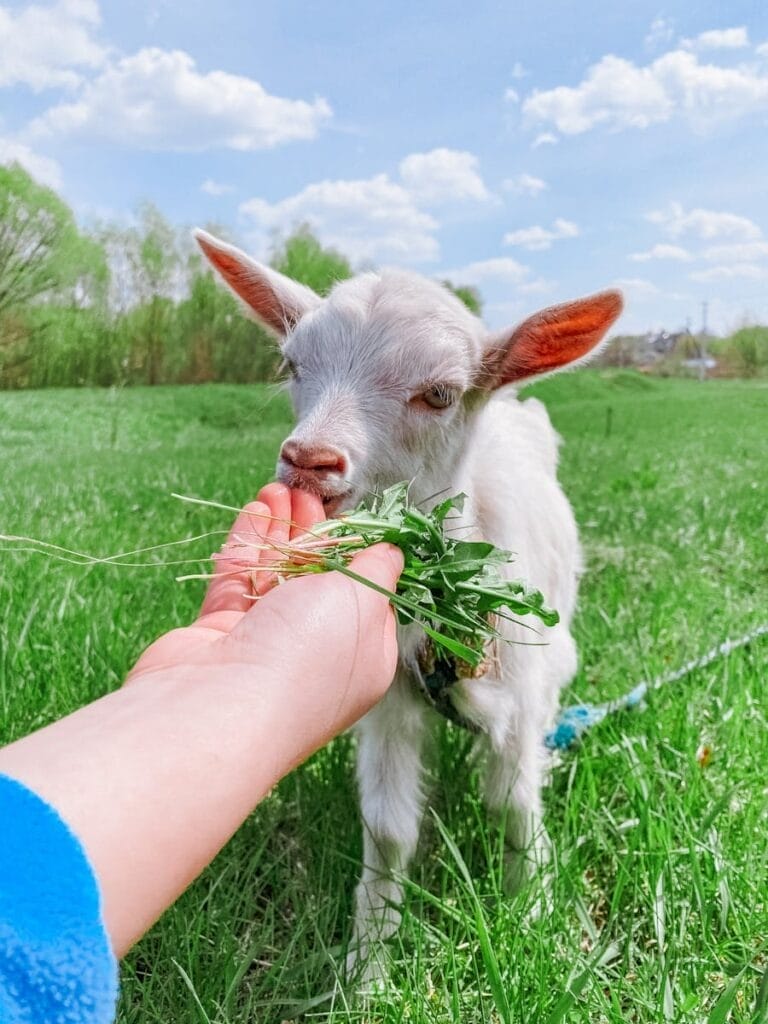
(0, 163, 483, 390)
(5, 161, 762, 389)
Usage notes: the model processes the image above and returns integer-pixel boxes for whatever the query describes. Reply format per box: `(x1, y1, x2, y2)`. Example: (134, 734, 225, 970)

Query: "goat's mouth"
(277, 465, 354, 518)
(321, 493, 351, 517)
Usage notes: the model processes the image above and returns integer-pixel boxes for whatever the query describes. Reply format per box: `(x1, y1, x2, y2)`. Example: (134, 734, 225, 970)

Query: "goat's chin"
(322, 491, 355, 517)
(276, 470, 354, 518)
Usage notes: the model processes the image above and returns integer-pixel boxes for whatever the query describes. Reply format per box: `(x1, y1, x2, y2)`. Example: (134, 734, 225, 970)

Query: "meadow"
(0, 372, 766, 1023)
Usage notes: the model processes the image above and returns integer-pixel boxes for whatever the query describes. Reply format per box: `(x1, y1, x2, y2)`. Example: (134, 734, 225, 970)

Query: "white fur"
(195, 235, 621, 985)
(274, 272, 583, 980)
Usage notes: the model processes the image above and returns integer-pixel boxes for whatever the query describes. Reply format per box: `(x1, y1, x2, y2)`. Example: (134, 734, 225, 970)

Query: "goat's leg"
(348, 679, 428, 984)
(483, 721, 551, 896)
(481, 635, 574, 896)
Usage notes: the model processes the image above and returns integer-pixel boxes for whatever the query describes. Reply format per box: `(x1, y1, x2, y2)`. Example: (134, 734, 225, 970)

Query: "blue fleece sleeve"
(0, 774, 118, 1023)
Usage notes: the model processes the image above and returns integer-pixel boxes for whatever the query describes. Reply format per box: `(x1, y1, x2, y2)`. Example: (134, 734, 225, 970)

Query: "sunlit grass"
(0, 373, 766, 1023)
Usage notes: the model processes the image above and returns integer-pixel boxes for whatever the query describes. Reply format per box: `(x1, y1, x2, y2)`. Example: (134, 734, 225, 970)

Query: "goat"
(195, 229, 623, 983)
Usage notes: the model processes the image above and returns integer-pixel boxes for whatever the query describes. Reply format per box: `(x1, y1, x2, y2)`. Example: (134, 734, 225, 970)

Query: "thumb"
(346, 542, 404, 595)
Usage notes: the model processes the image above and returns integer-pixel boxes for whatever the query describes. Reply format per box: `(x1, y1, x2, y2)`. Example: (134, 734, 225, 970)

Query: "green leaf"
(707, 965, 749, 1024)
(420, 623, 481, 667)
(314, 482, 560, 667)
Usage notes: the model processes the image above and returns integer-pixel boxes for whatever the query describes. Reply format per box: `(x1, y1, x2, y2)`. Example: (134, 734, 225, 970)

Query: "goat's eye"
(421, 384, 455, 409)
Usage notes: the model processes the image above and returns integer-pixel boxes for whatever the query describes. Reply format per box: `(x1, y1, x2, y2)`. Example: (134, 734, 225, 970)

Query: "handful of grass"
(239, 482, 559, 670)
(1, 481, 558, 671)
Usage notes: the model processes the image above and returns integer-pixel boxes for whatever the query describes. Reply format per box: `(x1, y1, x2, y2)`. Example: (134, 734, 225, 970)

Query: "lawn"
(1, 373, 767, 1023)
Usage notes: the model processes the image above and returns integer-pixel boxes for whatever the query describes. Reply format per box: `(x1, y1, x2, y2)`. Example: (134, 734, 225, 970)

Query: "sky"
(2, 0, 768, 335)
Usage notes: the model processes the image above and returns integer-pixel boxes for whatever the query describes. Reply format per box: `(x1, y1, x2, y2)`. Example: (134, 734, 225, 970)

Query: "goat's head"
(196, 230, 623, 514)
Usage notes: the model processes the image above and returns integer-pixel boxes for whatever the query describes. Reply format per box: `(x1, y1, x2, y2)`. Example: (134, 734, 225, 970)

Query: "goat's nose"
(280, 439, 347, 475)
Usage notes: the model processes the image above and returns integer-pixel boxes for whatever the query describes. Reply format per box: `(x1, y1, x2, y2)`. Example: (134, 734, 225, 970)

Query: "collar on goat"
(413, 637, 485, 733)
(416, 658, 480, 733)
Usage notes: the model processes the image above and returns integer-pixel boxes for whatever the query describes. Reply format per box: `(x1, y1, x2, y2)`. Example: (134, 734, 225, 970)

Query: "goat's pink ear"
(193, 229, 321, 337)
(482, 290, 623, 387)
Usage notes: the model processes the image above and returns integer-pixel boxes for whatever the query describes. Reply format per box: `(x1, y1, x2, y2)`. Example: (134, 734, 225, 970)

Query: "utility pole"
(699, 300, 708, 381)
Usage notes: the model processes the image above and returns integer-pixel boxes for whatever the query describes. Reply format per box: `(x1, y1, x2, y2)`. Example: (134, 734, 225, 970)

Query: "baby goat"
(196, 229, 622, 981)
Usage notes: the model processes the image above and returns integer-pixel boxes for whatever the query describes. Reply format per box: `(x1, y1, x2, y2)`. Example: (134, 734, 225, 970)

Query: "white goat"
(195, 229, 622, 980)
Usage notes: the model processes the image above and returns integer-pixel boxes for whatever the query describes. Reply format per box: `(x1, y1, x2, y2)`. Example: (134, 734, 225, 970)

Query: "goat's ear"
(481, 290, 623, 387)
(193, 229, 321, 337)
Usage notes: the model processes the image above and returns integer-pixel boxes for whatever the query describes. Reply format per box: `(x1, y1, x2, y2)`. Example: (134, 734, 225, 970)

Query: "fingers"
(226, 499, 272, 545)
(289, 488, 325, 538)
(200, 484, 330, 616)
(250, 483, 292, 595)
(256, 482, 292, 541)
(343, 543, 404, 706)
(200, 499, 271, 616)
(346, 543, 404, 594)
(256, 482, 325, 539)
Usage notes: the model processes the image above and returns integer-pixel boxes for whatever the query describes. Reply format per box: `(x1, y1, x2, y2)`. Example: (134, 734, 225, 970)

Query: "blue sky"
(2, 0, 768, 334)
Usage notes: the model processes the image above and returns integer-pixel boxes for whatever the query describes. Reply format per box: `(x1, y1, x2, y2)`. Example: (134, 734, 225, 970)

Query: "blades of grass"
(543, 941, 623, 1024)
(420, 622, 481, 666)
(0, 529, 226, 565)
(708, 964, 749, 1024)
(754, 962, 768, 1024)
(709, 827, 732, 932)
(172, 491, 307, 538)
(170, 959, 212, 1024)
(699, 788, 737, 833)
(323, 558, 491, 638)
(432, 811, 513, 1024)
(279, 989, 338, 1016)
(544, 963, 596, 1024)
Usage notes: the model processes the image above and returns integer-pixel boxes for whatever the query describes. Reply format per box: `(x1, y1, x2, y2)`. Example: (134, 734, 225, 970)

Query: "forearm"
(0, 665, 314, 956)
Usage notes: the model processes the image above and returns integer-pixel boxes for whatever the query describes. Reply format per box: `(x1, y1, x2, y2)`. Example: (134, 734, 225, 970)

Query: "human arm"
(0, 484, 403, 956)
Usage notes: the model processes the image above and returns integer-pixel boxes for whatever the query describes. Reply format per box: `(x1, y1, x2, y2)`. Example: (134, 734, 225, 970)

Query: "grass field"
(1, 373, 767, 1023)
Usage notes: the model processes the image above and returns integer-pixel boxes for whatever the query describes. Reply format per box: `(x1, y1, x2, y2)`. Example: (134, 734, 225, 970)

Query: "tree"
(0, 162, 106, 322)
(728, 326, 768, 377)
(97, 203, 183, 384)
(442, 281, 483, 316)
(173, 267, 279, 383)
(270, 225, 351, 296)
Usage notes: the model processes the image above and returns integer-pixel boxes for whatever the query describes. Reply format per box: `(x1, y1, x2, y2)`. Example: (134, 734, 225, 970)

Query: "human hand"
(126, 483, 404, 744)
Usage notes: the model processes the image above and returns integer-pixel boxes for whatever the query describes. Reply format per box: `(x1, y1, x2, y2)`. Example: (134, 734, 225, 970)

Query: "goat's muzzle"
(277, 439, 352, 514)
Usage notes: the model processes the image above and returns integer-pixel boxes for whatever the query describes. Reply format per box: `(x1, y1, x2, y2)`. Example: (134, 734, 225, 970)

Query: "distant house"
(597, 327, 718, 374)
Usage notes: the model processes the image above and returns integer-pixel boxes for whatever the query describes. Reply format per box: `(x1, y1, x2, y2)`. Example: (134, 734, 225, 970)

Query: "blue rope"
(545, 624, 768, 751)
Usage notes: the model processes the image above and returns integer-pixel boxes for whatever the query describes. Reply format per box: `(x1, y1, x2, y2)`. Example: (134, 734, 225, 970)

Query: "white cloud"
(29, 47, 332, 150)
(239, 148, 496, 267)
(398, 148, 491, 205)
(702, 241, 768, 262)
(757, 41, 768, 57)
(689, 263, 768, 282)
(682, 27, 749, 51)
(503, 218, 579, 251)
(0, 138, 62, 188)
(532, 131, 558, 147)
(240, 174, 440, 265)
(0, 0, 107, 91)
(645, 17, 675, 50)
(201, 178, 233, 196)
(613, 277, 661, 298)
(440, 257, 531, 287)
(647, 201, 762, 241)
(522, 48, 768, 136)
(629, 243, 692, 262)
(510, 61, 527, 80)
(502, 173, 547, 197)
